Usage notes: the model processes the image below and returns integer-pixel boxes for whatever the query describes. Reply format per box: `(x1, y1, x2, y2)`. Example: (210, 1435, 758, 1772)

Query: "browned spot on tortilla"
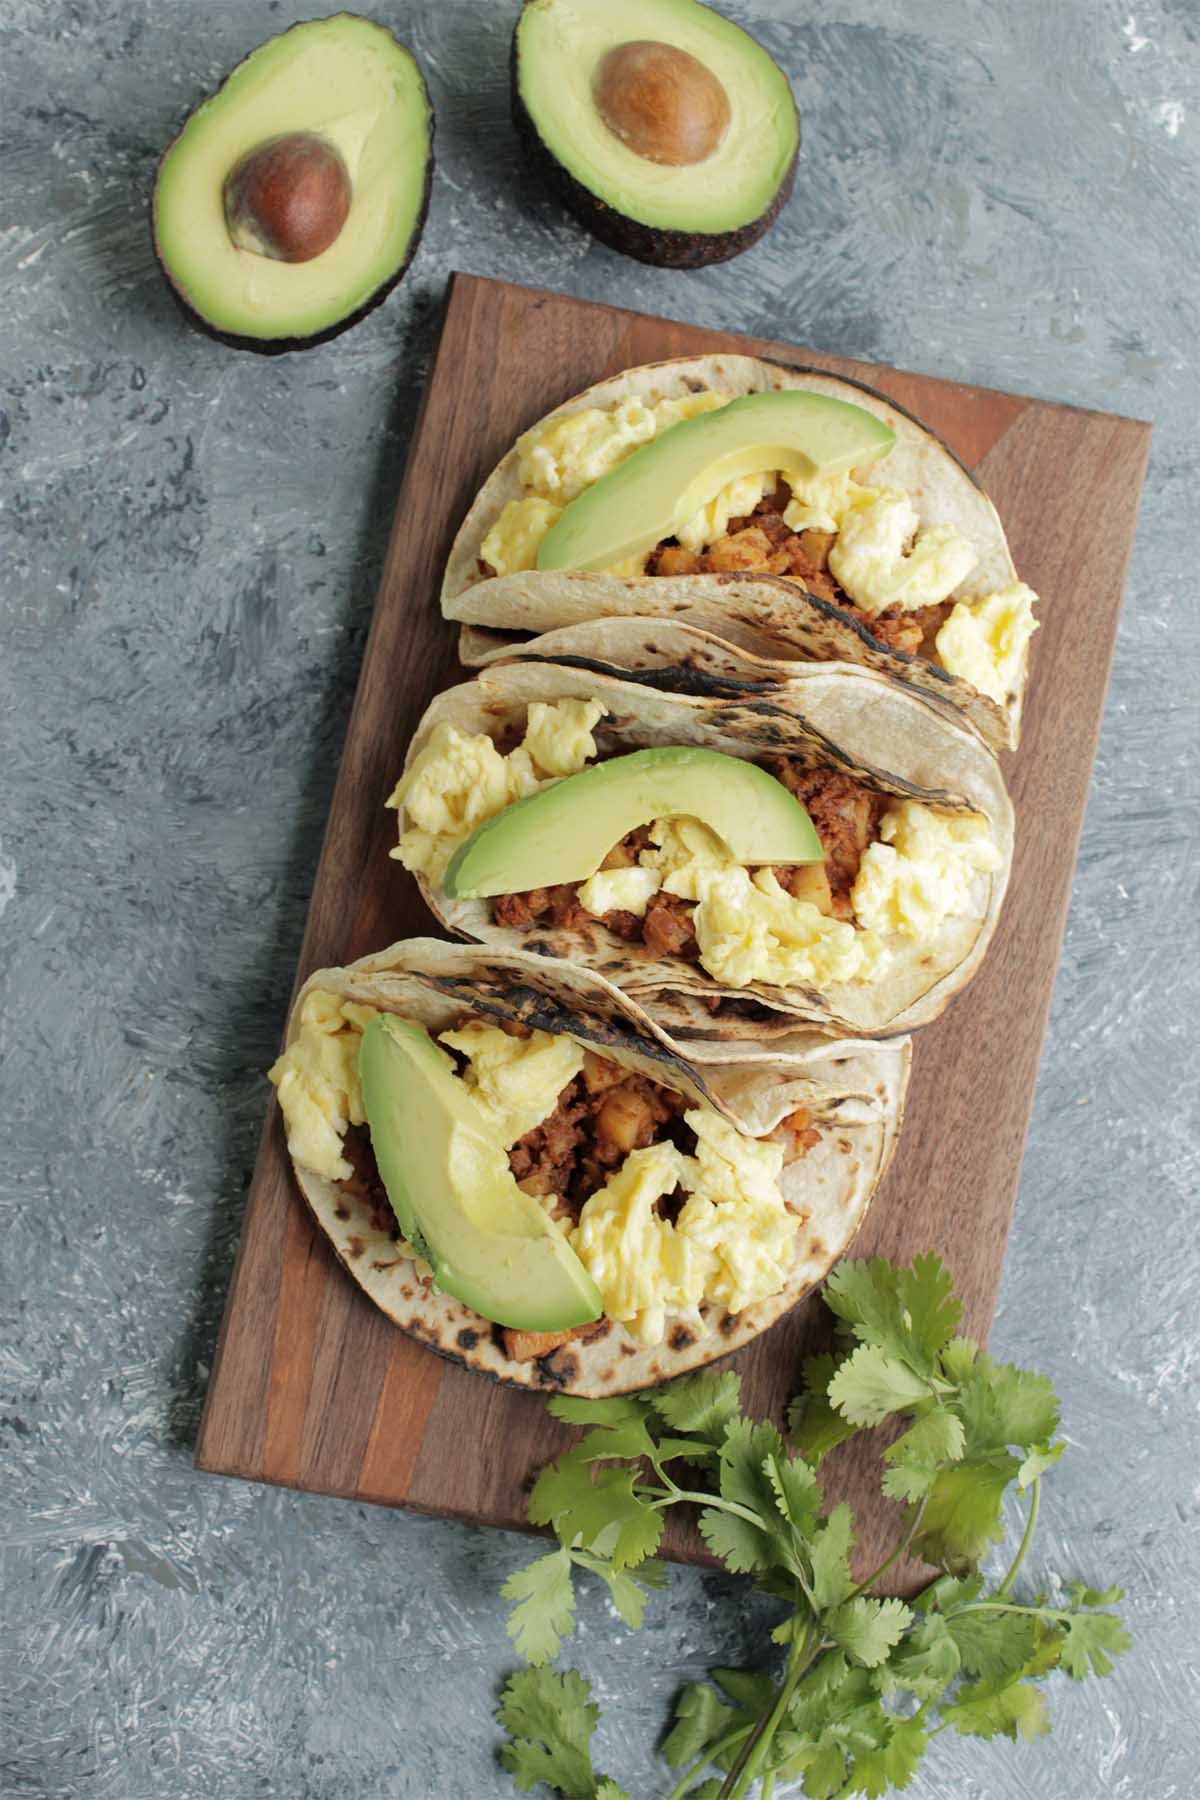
(346, 1235, 366, 1260)
(333, 1202, 350, 1220)
(456, 1328, 479, 1350)
(620, 1343, 636, 1356)
(580, 1319, 612, 1343)
(837, 1138, 853, 1154)
(537, 1350, 580, 1388)
(399, 1285, 414, 1300)
(669, 1323, 696, 1350)
(809, 1238, 826, 1261)
(719, 1311, 740, 1336)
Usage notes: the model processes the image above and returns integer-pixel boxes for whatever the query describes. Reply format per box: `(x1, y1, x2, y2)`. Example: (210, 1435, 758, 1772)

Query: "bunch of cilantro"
(496, 1254, 1128, 1799)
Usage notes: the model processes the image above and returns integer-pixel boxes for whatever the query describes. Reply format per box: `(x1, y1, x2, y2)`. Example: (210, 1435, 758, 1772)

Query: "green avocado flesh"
(153, 17, 431, 342)
(358, 1014, 602, 1333)
(443, 745, 824, 899)
(515, 0, 798, 236)
(536, 390, 896, 573)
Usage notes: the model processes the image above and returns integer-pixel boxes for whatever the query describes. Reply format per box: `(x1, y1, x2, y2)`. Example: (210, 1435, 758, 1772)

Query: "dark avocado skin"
(150, 14, 435, 355)
(510, 9, 799, 269)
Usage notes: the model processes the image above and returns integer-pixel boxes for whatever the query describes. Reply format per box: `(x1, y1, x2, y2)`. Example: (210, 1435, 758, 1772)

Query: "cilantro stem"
(661, 1725, 753, 1800)
(994, 1477, 1040, 1601)
(717, 1608, 817, 1800)
(651, 1484, 770, 1535)
(761, 1775, 775, 1800)
(841, 1498, 927, 1604)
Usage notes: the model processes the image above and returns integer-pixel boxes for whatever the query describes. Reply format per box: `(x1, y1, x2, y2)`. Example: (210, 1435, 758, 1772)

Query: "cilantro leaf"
(572, 1552, 668, 1632)
(765, 1449, 823, 1535)
(712, 1667, 777, 1713)
(826, 1597, 914, 1668)
(873, 1612, 960, 1700)
(1067, 1581, 1124, 1608)
(912, 1454, 1019, 1570)
(503, 1548, 577, 1666)
(881, 1405, 967, 1501)
(939, 1335, 980, 1383)
(942, 1673, 1051, 1742)
(896, 1253, 963, 1363)
(843, 1713, 929, 1795)
(547, 1395, 649, 1428)
(788, 1355, 861, 1465)
(528, 1458, 658, 1568)
(573, 1419, 659, 1464)
(827, 1344, 932, 1426)
(647, 1369, 742, 1441)
(945, 1606, 1036, 1680)
(662, 1683, 738, 1769)
(697, 1504, 778, 1576)
(716, 1420, 790, 1544)
(1059, 1610, 1132, 1679)
(823, 1253, 961, 1378)
(959, 1359, 1060, 1456)
(498, 1667, 623, 1798)
(822, 1258, 908, 1351)
(609, 1496, 664, 1574)
(1017, 1441, 1063, 1488)
(809, 1502, 855, 1611)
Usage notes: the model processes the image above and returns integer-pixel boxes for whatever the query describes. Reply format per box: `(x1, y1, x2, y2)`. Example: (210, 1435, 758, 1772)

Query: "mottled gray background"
(2, 1, 1198, 1795)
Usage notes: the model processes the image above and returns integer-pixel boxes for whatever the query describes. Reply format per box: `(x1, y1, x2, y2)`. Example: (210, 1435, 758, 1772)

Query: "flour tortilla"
(277, 937, 909, 1396)
(441, 355, 1026, 753)
(395, 651, 1013, 1038)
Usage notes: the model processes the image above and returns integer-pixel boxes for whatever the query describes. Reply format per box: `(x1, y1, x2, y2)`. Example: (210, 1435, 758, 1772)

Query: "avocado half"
(512, 0, 800, 269)
(152, 15, 434, 352)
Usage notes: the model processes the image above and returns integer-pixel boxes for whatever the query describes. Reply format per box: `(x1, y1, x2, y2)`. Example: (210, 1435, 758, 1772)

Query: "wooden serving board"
(195, 273, 1150, 1585)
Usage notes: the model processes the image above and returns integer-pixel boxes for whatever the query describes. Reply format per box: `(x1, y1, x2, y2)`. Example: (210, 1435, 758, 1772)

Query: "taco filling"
(269, 985, 822, 1351)
(477, 390, 1037, 708)
(388, 698, 1001, 994)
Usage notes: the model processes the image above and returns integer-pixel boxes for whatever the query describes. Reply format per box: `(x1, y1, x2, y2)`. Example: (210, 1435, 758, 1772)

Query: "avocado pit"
(223, 131, 351, 263)
(594, 39, 731, 166)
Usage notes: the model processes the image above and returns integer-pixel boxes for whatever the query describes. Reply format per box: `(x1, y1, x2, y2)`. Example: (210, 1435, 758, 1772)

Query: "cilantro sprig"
(497, 1254, 1129, 1799)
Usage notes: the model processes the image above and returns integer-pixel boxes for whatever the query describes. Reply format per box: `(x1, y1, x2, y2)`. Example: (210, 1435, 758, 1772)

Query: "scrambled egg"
(576, 804, 998, 991)
(851, 801, 1002, 939)
(268, 989, 378, 1181)
(828, 490, 979, 616)
(570, 1108, 797, 1345)
(270, 991, 584, 1182)
(781, 467, 878, 534)
(935, 582, 1040, 704)
(694, 867, 876, 988)
(388, 698, 607, 880)
(517, 390, 728, 503)
(438, 1020, 584, 1146)
(676, 472, 770, 553)
(479, 495, 563, 577)
(575, 864, 660, 919)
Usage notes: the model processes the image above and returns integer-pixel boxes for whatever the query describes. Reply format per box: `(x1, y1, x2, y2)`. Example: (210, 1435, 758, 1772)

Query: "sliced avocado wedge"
(535, 390, 896, 573)
(153, 16, 433, 349)
(359, 1015, 602, 1333)
(513, 0, 800, 267)
(443, 745, 823, 899)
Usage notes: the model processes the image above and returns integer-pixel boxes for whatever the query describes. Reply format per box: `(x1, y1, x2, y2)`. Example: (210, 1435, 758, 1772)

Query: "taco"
(441, 355, 1039, 753)
(386, 642, 1014, 1038)
(267, 938, 908, 1395)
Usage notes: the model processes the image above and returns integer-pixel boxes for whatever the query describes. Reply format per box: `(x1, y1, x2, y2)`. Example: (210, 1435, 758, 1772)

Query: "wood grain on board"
(195, 273, 1151, 1585)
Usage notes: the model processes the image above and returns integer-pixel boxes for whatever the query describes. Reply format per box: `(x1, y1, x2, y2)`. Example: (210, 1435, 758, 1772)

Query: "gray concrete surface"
(2, 2, 1197, 1795)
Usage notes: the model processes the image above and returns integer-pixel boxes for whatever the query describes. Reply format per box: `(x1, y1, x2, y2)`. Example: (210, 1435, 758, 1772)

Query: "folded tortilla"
(274, 938, 908, 1395)
(392, 646, 1014, 1038)
(441, 354, 1030, 753)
